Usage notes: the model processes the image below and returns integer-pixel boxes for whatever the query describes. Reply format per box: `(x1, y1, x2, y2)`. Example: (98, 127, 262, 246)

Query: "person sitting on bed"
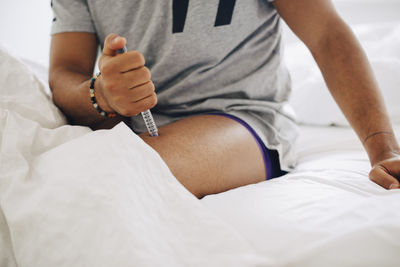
(49, 0, 400, 198)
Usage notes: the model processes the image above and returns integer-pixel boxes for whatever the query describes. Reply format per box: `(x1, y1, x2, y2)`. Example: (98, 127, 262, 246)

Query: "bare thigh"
(139, 114, 266, 198)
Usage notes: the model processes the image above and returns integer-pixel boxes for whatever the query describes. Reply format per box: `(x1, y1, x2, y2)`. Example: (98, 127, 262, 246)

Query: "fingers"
(101, 50, 146, 74)
(106, 81, 156, 116)
(101, 34, 145, 72)
(134, 93, 158, 113)
(102, 33, 127, 57)
(129, 81, 156, 102)
(369, 164, 400, 190)
(100, 66, 151, 92)
(115, 91, 157, 117)
(124, 66, 151, 88)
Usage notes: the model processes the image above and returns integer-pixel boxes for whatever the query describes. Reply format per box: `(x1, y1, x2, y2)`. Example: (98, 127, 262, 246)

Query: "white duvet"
(1, 22, 400, 267)
(0, 47, 266, 266)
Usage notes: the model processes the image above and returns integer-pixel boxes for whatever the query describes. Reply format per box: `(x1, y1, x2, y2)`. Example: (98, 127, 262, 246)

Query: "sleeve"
(50, 0, 96, 35)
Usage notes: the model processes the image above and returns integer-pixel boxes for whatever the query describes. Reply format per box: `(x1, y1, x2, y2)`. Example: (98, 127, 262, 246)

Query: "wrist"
(93, 75, 114, 113)
(89, 73, 117, 118)
(363, 131, 400, 166)
(370, 149, 400, 166)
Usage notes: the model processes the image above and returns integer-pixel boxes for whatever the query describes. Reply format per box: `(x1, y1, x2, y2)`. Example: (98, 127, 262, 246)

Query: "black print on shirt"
(172, 0, 237, 33)
(215, 0, 236, 26)
(172, 0, 189, 33)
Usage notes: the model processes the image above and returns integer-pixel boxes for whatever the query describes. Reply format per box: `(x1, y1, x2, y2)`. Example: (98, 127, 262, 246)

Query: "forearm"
(49, 68, 124, 129)
(311, 19, 400, 165)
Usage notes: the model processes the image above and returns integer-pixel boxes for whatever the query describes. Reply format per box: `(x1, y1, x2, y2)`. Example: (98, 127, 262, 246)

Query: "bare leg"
(140, 114, 266, 198)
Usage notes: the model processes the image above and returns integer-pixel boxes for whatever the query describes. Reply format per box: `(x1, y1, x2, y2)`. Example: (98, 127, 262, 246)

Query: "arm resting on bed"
(274, 0, 400, 189)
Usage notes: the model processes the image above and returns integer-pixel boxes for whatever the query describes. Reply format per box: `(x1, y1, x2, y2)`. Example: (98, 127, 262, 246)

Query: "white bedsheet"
(202, 125, 400, 266)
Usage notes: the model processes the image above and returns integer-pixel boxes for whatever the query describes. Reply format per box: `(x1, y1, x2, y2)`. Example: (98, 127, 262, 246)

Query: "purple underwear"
(210, 113, 286, 180)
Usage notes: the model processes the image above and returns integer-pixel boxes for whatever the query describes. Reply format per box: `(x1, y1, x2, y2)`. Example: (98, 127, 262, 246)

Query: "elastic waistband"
(209, 113, 285, 180)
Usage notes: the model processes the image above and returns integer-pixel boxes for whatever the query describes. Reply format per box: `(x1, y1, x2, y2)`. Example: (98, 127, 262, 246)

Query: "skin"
(49, 0, 400, 198)
(139, 115, 266, 198)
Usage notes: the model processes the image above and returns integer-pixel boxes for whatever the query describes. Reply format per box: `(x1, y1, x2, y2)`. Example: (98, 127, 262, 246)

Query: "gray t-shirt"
(51, 0, 299, 170)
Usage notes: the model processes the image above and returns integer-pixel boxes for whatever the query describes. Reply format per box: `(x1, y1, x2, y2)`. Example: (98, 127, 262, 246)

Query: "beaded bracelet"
(89, 72, 117, 118)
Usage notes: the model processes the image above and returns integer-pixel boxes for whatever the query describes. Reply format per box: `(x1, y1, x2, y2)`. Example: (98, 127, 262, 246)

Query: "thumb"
(102, 33, 126, 57)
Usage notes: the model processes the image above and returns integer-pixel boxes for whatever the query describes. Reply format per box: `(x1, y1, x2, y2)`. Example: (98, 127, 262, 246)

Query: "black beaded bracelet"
(89, 72, 117, 118)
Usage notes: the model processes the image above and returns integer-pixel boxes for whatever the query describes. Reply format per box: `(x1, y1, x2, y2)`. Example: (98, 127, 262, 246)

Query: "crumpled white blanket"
(0, 46, 268, 266)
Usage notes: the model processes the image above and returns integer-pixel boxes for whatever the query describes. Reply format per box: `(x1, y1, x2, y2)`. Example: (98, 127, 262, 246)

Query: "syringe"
(116, 46, 158, 137)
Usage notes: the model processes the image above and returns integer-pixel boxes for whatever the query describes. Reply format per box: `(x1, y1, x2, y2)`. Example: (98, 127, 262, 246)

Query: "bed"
(1, 2, 400, 267)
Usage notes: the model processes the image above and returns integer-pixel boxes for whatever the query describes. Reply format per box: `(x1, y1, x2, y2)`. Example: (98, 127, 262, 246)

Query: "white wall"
(0, 0, 53, 66)
(0, 0, 399, 66)
(282, 0, 400, 43)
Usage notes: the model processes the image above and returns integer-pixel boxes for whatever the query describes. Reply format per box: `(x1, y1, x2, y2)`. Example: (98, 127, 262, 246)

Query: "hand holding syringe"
(116, 46, 158, 136)
(95, 34, 158, 136)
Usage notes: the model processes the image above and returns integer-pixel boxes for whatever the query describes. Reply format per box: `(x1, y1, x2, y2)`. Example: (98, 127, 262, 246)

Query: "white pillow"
(286, 22, 400, 126)
(0, 44, 66, 128)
